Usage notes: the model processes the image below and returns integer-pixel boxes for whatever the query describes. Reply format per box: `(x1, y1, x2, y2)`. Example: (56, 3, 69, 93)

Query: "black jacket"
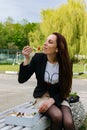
(18, 53, 63, 107)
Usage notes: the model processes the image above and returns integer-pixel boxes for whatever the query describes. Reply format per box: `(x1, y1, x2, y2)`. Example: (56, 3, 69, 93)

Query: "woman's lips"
(43, 46, 47, 50)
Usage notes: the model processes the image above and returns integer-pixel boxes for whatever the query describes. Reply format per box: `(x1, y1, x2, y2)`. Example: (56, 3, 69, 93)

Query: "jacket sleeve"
(52, 94, 63, 107)
(18, 54, 36, 83)
(48, 84, 63, 107)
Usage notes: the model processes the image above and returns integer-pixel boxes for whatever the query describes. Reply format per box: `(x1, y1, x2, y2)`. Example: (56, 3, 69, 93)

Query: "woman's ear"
(56, 48, 58, 52)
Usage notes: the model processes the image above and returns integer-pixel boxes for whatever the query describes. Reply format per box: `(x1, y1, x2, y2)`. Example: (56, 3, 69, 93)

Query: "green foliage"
(29, 29, 45, 50)
(0, 0, 87, 58)
(0, 18, 39, 50)
(69, 92, 77, 98)
(40, 0, 87, 58)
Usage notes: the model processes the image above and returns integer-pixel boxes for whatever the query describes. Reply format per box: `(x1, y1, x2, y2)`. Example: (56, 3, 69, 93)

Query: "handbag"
(68, 92, 86, 130)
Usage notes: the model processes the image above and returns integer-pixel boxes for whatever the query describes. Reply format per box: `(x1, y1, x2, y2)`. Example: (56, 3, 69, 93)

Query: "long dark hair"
(53, 32, 72, 98)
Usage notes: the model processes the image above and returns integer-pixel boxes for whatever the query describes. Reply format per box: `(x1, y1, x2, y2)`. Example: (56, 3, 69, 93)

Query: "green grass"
(0, 63, 87, 78)
(73, 63, 87, 79)
(0, 64, 19, 72)
(73, 64, 84, 72)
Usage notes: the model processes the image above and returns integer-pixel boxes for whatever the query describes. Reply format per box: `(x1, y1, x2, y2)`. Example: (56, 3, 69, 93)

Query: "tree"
(0, 17, 39, 50)
(80, 11, 87, 55)
(28, 24, 45, 51)
(40, 0, 87, 58)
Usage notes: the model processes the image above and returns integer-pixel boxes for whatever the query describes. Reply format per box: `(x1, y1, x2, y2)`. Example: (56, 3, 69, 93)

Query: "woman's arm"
(22, 46, 33, 66)
(18, 46, 36, 83)
(39, 98, 55, 113)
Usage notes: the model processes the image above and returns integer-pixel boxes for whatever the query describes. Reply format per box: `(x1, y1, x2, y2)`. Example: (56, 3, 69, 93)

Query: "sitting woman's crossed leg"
(61, 105, 75, 130)
(46, 104, 75, 130)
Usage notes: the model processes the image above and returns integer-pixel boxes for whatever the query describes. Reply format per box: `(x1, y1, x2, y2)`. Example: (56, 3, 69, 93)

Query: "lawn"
(73, 63, 87, 79)
(0, 64, 19, 72)
(0, 63, 87, 78)
(73, 64, 84, 72)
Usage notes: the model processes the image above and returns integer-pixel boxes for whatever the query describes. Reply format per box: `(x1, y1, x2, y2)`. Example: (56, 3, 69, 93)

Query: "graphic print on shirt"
(44, 61, 59, 84)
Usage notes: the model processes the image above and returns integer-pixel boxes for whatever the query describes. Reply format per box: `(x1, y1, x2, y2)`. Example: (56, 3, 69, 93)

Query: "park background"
(0, 0, 87, 77)
(0, 0, 87, 129)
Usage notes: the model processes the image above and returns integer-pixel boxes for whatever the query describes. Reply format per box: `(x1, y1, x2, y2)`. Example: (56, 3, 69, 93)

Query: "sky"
(0, 0, 67, 23)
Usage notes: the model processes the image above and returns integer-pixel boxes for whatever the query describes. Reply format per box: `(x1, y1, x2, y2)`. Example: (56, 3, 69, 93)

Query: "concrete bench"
(0, 102, 51, 130)
(0, 101, 86, 130)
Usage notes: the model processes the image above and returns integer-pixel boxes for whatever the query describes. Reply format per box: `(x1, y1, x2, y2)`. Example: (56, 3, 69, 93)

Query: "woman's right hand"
(22, 46, 33, 65)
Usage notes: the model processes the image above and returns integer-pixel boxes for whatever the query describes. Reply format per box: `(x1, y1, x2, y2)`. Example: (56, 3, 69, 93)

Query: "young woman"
(18, 32, 75, 130)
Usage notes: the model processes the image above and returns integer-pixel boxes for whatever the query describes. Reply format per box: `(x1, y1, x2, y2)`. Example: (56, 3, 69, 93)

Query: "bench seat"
(0, 102, 51, 130)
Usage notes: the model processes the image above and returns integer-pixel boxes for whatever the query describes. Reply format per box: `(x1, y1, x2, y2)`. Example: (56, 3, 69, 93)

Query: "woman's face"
(43, 34, 58, 55)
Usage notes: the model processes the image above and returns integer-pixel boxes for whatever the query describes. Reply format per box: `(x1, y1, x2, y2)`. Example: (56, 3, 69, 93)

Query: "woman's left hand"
(38, 98, 55, 113)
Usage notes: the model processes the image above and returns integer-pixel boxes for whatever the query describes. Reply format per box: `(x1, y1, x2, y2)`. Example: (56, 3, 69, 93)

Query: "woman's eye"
(49, 40, 53, 44)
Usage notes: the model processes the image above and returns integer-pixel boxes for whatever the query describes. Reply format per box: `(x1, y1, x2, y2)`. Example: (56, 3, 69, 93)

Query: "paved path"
(0, 73, 87, 112)
(72, 78, 87, 111)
